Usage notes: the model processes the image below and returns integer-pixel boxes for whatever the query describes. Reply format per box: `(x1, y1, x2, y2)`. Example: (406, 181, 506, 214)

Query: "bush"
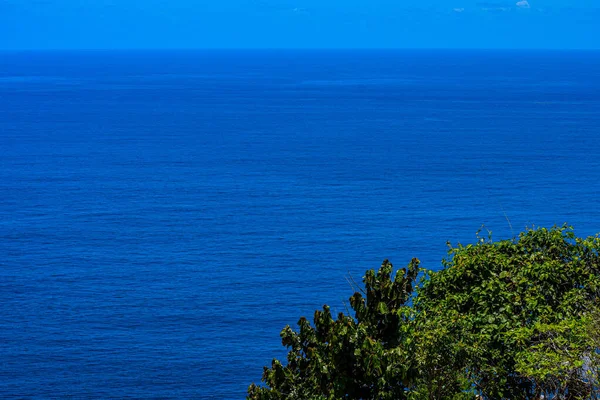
(248, 226, 600, 399)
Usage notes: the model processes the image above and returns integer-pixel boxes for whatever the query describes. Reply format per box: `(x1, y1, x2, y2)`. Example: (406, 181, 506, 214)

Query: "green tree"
(248, 259, 421, 400)
(419, 226, 600, 398)
(248, 226, 600, 399)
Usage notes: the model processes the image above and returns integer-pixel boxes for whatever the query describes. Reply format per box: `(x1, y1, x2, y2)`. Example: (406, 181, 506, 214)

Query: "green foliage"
(419, 226, 600, 398)
(248, 226, 600, 399)
(248, 259, 419, 400)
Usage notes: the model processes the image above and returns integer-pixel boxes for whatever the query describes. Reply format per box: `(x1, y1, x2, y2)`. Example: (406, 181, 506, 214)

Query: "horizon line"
(1, 47, 600, 52)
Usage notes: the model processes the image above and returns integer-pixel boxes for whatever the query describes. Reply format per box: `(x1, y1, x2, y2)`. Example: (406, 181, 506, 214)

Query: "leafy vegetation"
(248, 226, 600, 399)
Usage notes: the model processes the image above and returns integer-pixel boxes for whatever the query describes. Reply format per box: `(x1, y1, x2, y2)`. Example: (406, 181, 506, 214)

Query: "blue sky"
(1, 0, 599, 49)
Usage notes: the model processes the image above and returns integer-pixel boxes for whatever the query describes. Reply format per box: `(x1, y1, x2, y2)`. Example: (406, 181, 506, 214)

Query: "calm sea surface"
(1, 50, 600, 398)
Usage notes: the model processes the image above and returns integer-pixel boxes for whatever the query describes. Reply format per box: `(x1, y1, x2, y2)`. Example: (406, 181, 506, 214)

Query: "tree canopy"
(248, 226, 600, 399)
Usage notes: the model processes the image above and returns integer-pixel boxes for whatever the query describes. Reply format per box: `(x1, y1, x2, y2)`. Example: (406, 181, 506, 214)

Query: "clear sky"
(1, 0, 599, 50)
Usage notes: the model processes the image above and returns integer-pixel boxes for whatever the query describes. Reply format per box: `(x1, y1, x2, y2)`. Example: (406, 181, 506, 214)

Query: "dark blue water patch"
(1, 49, 600, 399)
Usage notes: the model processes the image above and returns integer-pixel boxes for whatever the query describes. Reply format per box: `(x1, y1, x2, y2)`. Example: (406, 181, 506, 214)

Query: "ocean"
(1, 49, 600, 398)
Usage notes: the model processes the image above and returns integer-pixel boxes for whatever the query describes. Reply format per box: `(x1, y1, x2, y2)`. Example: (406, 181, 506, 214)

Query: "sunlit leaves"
(248, 226, 600, 399)
(419, 225, 600, 398)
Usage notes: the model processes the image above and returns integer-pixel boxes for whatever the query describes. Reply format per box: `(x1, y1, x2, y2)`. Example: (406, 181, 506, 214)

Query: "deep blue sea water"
(1, 49, 600, 398)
